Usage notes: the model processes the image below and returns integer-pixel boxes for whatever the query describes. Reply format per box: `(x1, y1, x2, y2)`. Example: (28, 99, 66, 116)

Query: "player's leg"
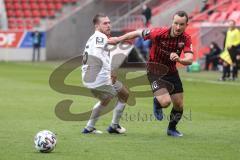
(167, 92, 184, 137)
(37, 47, 40, 61)
(148, 73, 172, 120)
(153, 88, 171, 120)
(165, 73, 184, 137)
(154, 88, 172, 108)
(83, 86, 116, 134)
(108, 81, 129, 134)
(83, 98, 111, 134)
(220, 62, 228, 81)
(229, 47, 238, 80)
(32, 47, 36, 62)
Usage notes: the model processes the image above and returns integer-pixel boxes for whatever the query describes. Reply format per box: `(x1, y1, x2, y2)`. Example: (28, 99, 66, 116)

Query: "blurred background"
(0, 0, 239, 76)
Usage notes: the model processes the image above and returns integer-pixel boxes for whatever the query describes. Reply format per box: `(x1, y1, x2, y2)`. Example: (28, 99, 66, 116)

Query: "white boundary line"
(182, 78, 240, 86)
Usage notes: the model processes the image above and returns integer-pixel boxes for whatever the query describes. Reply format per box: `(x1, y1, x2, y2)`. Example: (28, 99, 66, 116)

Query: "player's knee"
(100, 97, 112, 106)
(155, 95, 171, 108)
(118, 88, 129, 103)
(119, 91, 129, 103)
(124, 90, 129, 100)
(160, 100, 171, 108)
(158, 98, 171, 108)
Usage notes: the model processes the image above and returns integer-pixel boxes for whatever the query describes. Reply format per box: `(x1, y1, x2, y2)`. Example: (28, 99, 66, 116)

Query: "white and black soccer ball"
(34, 130, 57, 153)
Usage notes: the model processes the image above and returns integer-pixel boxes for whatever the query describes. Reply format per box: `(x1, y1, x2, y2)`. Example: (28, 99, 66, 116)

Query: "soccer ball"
(34, 130, 57, 153)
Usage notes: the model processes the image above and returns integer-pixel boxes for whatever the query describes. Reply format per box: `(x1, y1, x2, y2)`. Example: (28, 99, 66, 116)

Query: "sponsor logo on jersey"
(96, 37, 104, 45)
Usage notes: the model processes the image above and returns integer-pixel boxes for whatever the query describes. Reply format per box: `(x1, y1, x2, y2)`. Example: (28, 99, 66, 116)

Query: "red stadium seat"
(16, 18, 23, 24)
(215, 12, 229, 22)
(9, 25, 17, 29)
(5, 2, 13, 10)
(33, 18, 41, 25)
(13, 3, 21, 10)
(4, 0, 13, 2)
(208, 12, 220, 22)
(226, 3, 238, 13)
(62, 0, 69, 4)
(7, 10, 15, 17)
(217, 4, 228, 12)
(5, 0, 78, 30)
(236, 3, 240, 10)
(55, 3, 63, 10)
(39, 3, 47, 10)
(24, 10, 32, 18)
(26, 24, 34, 30)
(32, 10, 41, 17)
(22, 3, 31, 10)
(15, 10, 24, 17)
(54, 0, 62, 3)
(46, 0, 54, 3)
(17, 25, 24, 30)
(195, 14, 208, 22)
(48, 10, 55, 17)
(40, 10, 48, 17)
(29, 0, 37, 3)
(70, 0, 77, 4)
(8, 18, 15, 25)
(25, 19, 33, 25)
(47, 3, 55, 10)
(30, 3, 39, 10)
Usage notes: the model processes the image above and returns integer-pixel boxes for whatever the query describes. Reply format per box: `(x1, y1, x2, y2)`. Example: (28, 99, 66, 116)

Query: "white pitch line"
(182, 78, 240, 86)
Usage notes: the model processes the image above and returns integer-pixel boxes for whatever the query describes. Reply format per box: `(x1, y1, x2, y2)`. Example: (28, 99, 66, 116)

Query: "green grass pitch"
(0, 62, 239, 160)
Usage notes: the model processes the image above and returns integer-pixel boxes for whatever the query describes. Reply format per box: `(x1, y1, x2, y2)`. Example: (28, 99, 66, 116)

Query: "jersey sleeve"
(183, 35, 193, 54)
(142, 28, 160, 41)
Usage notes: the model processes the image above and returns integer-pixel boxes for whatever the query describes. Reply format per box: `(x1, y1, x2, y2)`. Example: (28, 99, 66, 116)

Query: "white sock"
(111, 101, 125, 128)
(86, 102, 104, 130)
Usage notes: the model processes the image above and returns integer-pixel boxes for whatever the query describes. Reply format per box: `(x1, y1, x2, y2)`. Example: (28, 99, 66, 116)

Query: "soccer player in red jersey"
(109, 11, 193, 137)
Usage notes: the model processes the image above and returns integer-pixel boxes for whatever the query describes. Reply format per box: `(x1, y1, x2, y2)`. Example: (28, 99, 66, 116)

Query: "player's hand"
(170, 52, 180, 62)
(108, 37, 120, 45)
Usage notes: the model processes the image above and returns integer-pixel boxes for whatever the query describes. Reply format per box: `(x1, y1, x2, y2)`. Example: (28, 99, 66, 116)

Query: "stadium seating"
(208, 12, 220, 22)
(228, 11, 240, 21)
(190, 0, 240, 23)
(214, 12, 229, 22)
(4, 0, 76, 30)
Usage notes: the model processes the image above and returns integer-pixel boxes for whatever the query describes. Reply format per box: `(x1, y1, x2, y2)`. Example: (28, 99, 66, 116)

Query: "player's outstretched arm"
(108, 30, 142, 44)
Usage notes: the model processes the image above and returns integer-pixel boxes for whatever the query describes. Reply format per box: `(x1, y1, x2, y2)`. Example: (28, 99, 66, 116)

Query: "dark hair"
(174, 11, 189, 23)
(210, 42, 220, 50)
(93, 13, 107, 25)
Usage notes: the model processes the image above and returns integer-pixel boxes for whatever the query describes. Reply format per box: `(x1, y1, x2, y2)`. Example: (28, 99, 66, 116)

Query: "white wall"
(0, 48, 46, 61)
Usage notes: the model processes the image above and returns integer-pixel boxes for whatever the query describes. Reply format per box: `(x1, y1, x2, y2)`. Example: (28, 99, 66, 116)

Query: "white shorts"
(91, 81, 123, 100)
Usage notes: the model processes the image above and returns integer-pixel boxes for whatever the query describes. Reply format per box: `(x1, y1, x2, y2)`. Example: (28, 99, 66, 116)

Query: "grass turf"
(0, 62, 239, 160)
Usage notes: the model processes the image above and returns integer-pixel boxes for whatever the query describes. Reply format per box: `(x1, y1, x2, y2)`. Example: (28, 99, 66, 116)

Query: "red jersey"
(142, 27, 193, 75)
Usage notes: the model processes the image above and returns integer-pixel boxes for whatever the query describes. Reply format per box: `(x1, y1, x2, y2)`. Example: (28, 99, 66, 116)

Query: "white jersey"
(81, 31, 111, 88)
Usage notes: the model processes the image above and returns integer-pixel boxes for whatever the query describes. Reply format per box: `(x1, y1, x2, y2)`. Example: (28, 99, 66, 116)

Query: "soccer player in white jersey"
(81, 13, 129, 134)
